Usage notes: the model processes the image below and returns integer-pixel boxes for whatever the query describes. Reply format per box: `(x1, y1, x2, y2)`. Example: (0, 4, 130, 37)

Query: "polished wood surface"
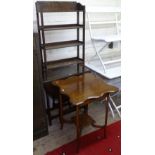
(53, 72, 118, 106)
(52, 72, 118, 152)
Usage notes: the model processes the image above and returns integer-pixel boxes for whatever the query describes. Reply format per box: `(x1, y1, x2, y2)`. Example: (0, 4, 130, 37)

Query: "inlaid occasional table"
(52, 72, 118, 152)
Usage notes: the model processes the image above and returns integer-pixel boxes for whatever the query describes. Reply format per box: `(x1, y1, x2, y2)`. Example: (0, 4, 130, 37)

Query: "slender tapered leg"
(104, 94, 109, 138)
(76, 106, 80, 152)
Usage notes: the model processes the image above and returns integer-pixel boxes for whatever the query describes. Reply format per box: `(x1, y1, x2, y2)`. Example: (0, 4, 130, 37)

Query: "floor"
(33, 77, 121, 155)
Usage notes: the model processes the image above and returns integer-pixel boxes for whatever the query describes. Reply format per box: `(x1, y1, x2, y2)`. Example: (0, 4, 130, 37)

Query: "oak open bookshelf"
(36, 1, 86, 81)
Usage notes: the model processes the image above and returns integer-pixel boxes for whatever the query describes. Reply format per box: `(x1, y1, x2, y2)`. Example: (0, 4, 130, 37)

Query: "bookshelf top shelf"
(36, 1, 85, 12)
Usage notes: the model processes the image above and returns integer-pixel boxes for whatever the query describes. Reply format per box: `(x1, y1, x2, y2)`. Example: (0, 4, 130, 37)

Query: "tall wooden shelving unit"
(36, 1, 86, 81)
(33, 33, 48, 140)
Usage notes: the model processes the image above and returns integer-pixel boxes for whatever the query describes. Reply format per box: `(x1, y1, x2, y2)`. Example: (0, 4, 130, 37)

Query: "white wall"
(33, 0, 121, 23)
(33, 0, 121, 61)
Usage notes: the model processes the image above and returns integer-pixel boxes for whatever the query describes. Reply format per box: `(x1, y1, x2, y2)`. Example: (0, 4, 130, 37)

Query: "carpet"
(45, 121, 121, 155)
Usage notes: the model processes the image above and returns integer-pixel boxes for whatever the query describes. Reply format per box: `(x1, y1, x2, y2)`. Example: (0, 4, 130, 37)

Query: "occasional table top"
(52, 72, 118, 106)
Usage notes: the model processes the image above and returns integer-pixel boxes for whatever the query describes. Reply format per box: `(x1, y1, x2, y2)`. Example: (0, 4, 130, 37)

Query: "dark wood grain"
(46, 58, 83, 70)
(36, 1, 85, 80)
(39, 24, 84, 31)
(36, 1, 84, 12)
(33, 33, 48, 140)
(53, 72, 118, 106)
(41, 40, 83, 50)
(53, 72, 118, 152)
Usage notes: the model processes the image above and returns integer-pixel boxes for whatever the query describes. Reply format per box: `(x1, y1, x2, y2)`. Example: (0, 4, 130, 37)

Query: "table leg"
(59, 94, 64, 129)
(76, 105, 80, 152)
(104, 94, 109, 138)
